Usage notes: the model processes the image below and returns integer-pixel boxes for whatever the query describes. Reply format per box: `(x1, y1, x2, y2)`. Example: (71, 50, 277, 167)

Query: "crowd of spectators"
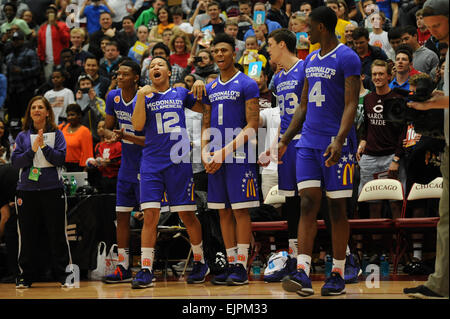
(0, 0, 447, 279)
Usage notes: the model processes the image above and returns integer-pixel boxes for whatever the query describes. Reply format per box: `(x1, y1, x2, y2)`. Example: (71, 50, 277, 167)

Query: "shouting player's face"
(212, 42, 235, 71)
(117, 65, 137, 90)
(149, 57, 171, 87)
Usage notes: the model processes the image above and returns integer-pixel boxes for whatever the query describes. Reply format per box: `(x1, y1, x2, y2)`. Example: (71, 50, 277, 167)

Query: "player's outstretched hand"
(323, 140, 342, 167)
(190, 80, 206, 100)
(205, 151, 224, 174)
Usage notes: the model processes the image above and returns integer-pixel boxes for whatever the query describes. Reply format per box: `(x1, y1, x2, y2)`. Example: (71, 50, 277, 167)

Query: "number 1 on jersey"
(309, 81, 325, 107)
(218, 103, 223, 125)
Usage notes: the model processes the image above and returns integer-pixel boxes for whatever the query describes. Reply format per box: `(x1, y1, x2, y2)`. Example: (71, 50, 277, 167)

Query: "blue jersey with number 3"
(105, 89, 143, 183)
(297, 43, 361, 150)
(273, 59, 305, 135)
(139, 87, 196, 174)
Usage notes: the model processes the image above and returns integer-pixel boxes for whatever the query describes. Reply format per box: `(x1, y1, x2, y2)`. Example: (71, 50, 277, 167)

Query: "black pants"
(16, 188, 71, 282)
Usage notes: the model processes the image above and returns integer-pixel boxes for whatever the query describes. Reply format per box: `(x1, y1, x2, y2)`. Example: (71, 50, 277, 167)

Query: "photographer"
(181, 48, 219, 82)
(75, 74, 106, 146)
(357, 59, 407, 262)
(404, 0, 448, 299)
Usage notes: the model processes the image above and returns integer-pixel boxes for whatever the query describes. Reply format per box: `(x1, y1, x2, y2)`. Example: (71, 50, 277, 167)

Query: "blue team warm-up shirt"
(273, 59, 305, 135)
(202, 71, 260, 163)
(105, 89, 143, 183)
(140, 87, 196, 174)
(297, 43, 361, 151)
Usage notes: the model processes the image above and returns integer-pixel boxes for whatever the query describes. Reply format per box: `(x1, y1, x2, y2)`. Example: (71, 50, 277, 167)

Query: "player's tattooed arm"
(323, 75, 360, 167)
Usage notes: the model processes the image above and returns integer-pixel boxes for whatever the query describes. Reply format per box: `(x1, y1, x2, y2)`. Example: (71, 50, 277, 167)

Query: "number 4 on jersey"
(309, 81, 325, 107)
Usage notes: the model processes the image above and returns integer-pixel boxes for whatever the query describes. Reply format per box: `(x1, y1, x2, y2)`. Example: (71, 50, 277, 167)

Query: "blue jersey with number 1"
(297, 43, 361, 150)
(105, 89, 143, 183)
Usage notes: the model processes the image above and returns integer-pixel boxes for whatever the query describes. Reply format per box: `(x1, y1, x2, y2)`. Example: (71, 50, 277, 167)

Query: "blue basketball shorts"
(116, 179, 140, 213)
(296, 145, 356, 199)
(207, 163, 260, 210)
(140, 163, 196, 212)
(278, 136, 300, 197)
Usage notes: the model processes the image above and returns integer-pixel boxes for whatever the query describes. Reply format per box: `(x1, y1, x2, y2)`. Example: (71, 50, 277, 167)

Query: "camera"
(383, 76, 445, 140)
(193, 56, 203, 64)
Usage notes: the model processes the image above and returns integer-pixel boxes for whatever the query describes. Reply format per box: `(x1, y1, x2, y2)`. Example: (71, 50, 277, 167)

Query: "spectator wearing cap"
(37, 4, 70, 81)
(0, 2, 31, 37)
(400, 25, 439, 76)
(0, 0, 29, 26)
(4, 30, 40, 121)
(80, 0, 115, 35)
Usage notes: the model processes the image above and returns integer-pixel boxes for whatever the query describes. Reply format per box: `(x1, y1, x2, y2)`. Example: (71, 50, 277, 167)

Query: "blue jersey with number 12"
(139, 86, 196, 174)
(105, 89, 143, 183)
(297, 43, 361, 150)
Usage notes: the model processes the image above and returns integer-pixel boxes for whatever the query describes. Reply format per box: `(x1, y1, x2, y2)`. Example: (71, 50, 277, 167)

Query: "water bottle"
(380, 254, 389, 277)
(362, 253, 369, 274)
(63, 176, 70, 195)
(70, 176, 77, 195)
(325, 254, 332, 278)
(252, 254, 263, 279)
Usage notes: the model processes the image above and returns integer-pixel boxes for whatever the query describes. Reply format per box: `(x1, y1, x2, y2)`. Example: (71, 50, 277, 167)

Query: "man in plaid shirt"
(4, 30, 40, 121)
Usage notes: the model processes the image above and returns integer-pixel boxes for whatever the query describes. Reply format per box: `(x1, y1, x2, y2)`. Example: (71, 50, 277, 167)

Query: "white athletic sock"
(332, 258, 346, 279)
(191, 242, 205, 264)
(118, 248, 130, 269)
(413, 243, 423, 260)
(297, 254, 312, 277)
(237, 243, 250, 269)
(226, 247, 238, 265)
(346, 245, 351, 256)
(141, 247, 155, 271)
(288, 239, 298, 257)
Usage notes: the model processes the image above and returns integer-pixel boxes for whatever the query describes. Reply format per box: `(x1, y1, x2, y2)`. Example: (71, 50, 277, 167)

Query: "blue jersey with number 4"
(105, 89, 143, 183)
(202, 71, 259, 163)
(140, 87, 196, 174)
(273, 59, 305, 135)
(297, 43, 361, 150)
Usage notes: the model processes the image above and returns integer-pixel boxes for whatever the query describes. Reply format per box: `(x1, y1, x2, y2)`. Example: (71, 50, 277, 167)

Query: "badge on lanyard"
(28, 167, 41, 181)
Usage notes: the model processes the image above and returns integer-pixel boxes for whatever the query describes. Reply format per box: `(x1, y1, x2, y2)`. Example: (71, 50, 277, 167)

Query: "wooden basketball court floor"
(0, 274, 429, 299)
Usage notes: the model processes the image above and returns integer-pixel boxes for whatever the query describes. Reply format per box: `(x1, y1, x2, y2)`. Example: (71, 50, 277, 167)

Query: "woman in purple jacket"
(11, 96, 73, 289)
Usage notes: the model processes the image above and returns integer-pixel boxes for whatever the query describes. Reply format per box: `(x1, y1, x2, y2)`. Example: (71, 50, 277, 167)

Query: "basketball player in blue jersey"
(201, 33, 260, 286)
(278, 7, 361, 296)
(259, 29, 305, 281)
(131, 56, 209, 289)
(102, 60, 145, 284)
